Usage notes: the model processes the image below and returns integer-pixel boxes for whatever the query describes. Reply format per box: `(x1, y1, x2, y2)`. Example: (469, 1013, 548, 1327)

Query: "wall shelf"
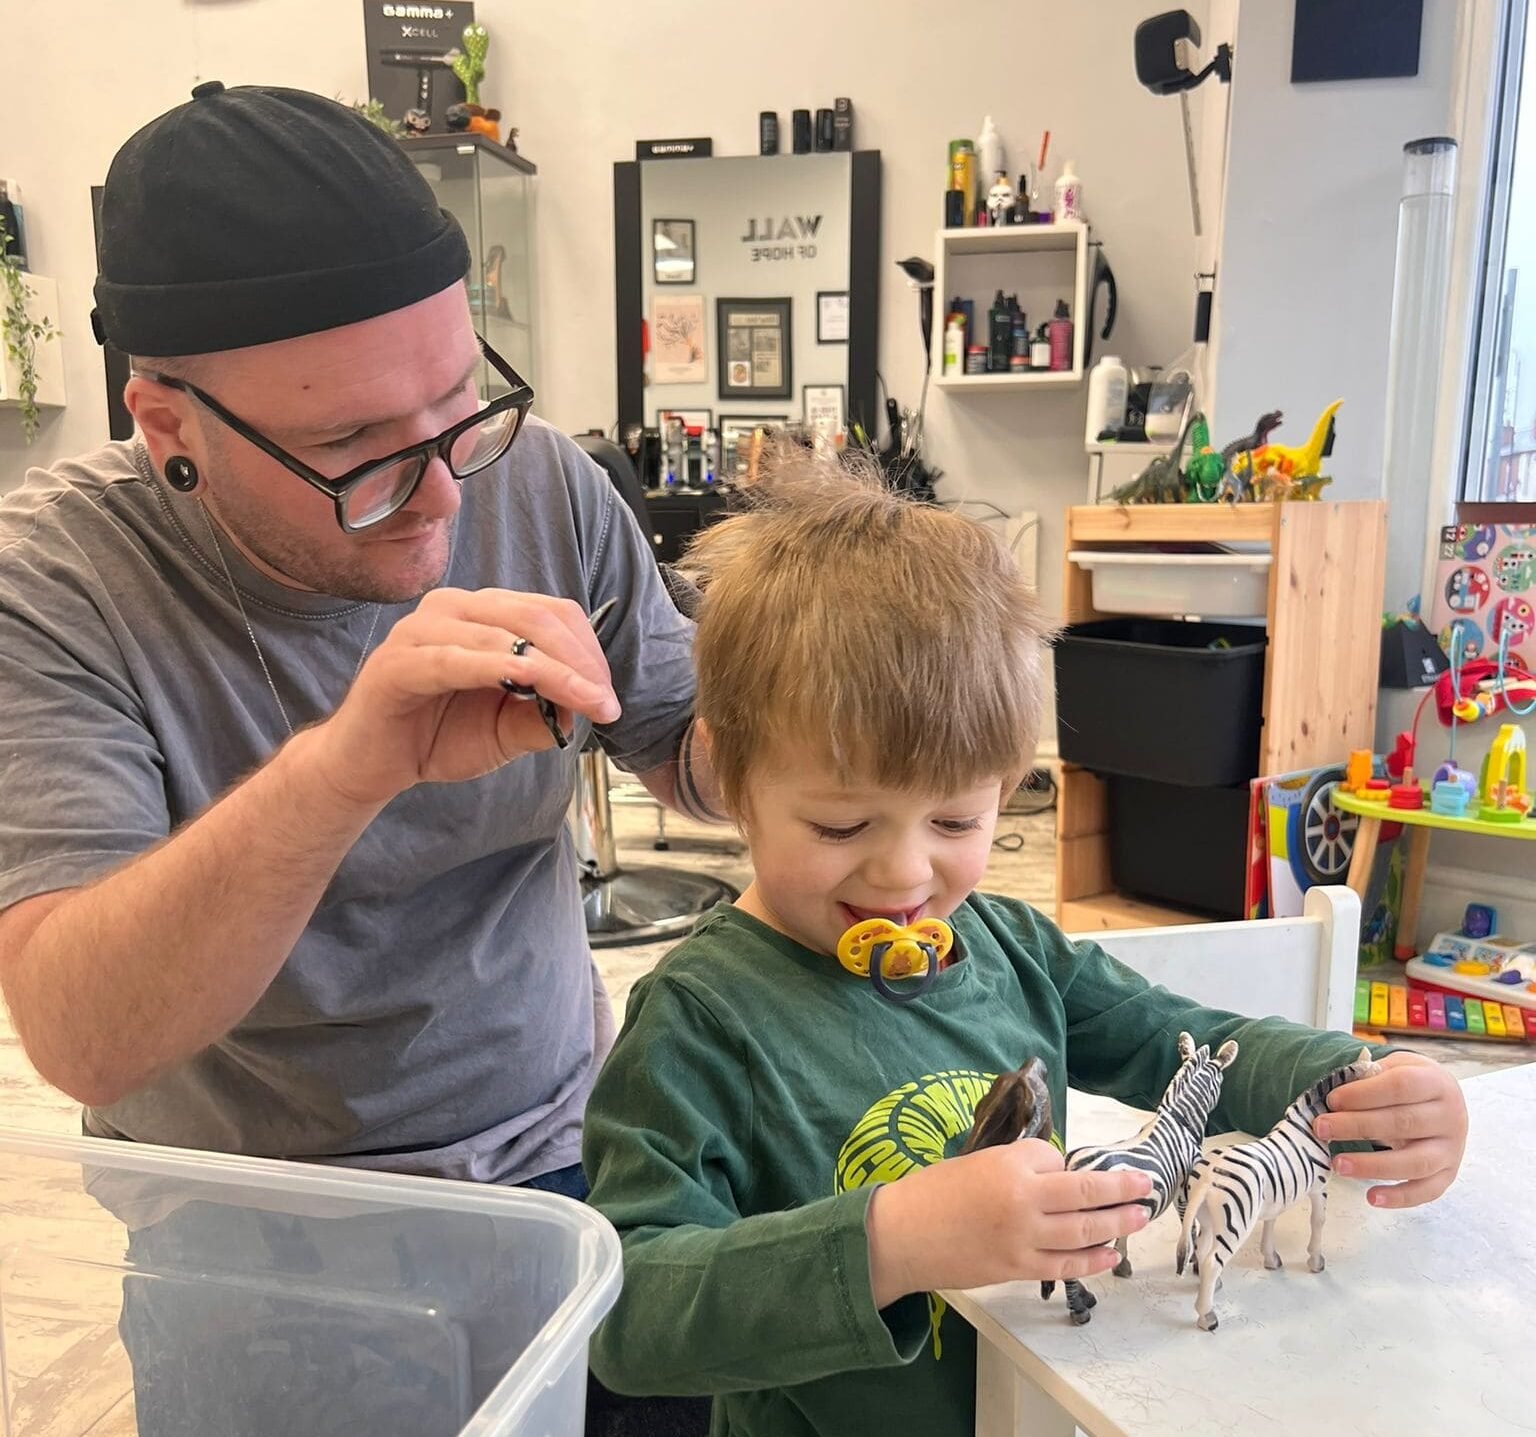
(938, 221, 1086, 256)
(931, 220, 1089, 389)
(934, 369, 1081, 391)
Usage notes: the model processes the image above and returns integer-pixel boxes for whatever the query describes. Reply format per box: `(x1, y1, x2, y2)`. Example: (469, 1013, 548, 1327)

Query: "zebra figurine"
(1056, 1031, 1239, 1291)
(1176, 1047, 1380, 1332)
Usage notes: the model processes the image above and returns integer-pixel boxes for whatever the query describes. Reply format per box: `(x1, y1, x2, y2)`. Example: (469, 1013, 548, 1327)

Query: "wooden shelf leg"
(1394, 825, 1433, 961)
(1345, 815, 1381, 900)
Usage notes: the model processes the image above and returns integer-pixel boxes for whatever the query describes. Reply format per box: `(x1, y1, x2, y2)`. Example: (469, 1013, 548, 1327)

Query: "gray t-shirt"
(0, 419, 695, 1183)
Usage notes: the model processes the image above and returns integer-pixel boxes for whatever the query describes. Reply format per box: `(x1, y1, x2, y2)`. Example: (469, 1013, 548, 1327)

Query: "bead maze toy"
(1377, 624, 1536, 820)
(1332, 623, 1535, 963)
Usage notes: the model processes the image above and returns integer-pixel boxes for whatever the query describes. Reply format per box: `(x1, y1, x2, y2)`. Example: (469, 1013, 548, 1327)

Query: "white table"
(944, 1065, 1534, 1437)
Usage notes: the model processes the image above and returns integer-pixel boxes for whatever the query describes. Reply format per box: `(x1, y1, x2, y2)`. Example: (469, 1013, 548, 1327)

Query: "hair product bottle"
(1049, 299, 1074, 371)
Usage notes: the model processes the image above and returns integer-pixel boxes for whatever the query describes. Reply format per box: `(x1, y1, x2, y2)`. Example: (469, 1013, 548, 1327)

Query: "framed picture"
(717, 297, 793, 400)
(658, 408, 713, 431)
(720, 415, 787, 475)
(652, 218, 696, 285)
(651, 294, 708, 384)
(816, 290, 850, 344)
(803, 384, 847, 438)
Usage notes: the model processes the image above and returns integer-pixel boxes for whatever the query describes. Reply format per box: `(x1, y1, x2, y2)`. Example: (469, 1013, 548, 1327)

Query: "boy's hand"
(865, 1139, 1153, 1309)
(1314, 1052, 1467, 1209)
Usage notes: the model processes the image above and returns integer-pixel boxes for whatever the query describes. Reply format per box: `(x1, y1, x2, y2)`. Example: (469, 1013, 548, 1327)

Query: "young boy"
(582, 465, 1468, 1437)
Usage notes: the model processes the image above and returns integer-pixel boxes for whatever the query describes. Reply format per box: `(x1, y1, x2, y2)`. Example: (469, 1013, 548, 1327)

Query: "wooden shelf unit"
(1056, 500, 1388, 932)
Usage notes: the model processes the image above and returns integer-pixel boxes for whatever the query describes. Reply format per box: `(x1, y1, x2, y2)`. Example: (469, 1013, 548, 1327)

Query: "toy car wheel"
(1294, 767, 1358, 885)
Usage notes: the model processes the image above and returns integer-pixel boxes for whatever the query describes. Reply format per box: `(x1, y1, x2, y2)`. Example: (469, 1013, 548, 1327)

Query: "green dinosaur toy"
(1110, 408, 1200, 505)
(449, 22, 489, 106)
(1183, 413, 1225, 502)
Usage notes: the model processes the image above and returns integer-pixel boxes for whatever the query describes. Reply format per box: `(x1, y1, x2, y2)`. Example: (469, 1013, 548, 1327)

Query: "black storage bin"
(1109, 776, 1250, 919)
(1055, 619, 1267, 786)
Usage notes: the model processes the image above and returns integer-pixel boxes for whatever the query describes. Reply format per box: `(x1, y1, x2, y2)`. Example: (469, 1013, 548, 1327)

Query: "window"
(1464, 0, 1536, 500)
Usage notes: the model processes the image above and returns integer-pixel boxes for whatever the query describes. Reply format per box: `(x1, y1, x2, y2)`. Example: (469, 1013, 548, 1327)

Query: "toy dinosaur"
(1215, 410, 1285, 503)
(1231, 399, 1341, 501)
(1183, 414, 1225, 502)
(1110, 407, 1200, 505)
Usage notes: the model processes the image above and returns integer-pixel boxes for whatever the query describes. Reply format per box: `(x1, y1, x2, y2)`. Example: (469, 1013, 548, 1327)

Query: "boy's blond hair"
(686, 447, 1053, 817)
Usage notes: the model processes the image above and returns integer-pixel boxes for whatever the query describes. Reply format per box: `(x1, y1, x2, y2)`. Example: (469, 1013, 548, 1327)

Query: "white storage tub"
(1068, 550, 1272, 618)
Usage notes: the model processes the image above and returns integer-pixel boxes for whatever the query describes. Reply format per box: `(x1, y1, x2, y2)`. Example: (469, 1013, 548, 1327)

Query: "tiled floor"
(0, 792, 1524, 1434)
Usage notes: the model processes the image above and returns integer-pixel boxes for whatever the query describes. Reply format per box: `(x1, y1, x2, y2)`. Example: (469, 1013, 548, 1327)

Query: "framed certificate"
(816, 290, 850, 343)
(717, 297, 793, 400)
(802, 383, 847, 439)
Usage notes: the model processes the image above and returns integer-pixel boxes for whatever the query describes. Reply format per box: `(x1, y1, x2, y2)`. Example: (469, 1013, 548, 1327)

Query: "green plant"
(1, 215, 59, 443)
(345, 96, 406, 139)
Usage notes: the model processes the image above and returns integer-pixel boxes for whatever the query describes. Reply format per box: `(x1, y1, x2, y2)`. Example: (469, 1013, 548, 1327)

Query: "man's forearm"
(0, 726, 384, 1107)
(639, 718, 728, 824)
(673, 718, 727, 822)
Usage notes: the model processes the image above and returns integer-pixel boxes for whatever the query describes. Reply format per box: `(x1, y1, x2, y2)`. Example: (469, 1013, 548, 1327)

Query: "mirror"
(613, 151, 880, 449)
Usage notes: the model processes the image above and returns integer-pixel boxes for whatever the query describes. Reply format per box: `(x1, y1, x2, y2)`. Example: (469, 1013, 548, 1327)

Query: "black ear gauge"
(165, 456, 200, 492)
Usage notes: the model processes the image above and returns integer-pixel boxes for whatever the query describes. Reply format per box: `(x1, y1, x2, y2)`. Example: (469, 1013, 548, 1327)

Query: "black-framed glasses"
(144, 335, 534, 532)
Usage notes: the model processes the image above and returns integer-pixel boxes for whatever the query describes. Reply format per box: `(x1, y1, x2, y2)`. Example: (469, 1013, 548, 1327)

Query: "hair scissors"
(502, 597, 619, 749)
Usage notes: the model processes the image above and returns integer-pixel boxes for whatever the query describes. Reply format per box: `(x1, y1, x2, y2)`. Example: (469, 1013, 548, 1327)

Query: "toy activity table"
(1331, 788, 1535, 961)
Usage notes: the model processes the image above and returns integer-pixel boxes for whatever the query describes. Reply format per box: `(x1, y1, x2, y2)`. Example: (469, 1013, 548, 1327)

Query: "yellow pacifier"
(837, 917, 954, 1003)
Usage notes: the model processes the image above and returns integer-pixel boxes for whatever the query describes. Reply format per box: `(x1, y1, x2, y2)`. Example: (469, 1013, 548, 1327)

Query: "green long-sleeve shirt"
(583, 894, 1378, 1437)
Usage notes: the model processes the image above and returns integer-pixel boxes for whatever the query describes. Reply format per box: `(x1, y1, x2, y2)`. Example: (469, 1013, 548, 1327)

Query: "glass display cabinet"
(401, 135, 537, 400)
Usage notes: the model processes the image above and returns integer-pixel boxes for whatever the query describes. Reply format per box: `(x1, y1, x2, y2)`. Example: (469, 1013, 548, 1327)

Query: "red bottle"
(1049, 299, 1073, 372)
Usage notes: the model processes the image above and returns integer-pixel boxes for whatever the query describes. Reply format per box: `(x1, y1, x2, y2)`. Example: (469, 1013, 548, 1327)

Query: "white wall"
(1210, 2, 1536, 900)
(1210, 0, 1462, 610)
(0, 0, 366, 484)
(0, 0, 1199, 635)
(2, 0, 1522, 916)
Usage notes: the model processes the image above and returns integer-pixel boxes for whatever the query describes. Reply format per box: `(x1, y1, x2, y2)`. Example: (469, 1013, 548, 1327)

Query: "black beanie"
(92, 81, 471, 356)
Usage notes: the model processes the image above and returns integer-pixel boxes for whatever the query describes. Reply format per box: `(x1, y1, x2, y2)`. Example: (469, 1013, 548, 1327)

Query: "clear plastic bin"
(0, 1127, 621, 1437)
(1067, 550, 1272, 618)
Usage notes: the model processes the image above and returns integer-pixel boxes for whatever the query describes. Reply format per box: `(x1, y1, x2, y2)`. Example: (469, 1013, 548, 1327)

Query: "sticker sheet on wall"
(1427, 523, 1536, 670)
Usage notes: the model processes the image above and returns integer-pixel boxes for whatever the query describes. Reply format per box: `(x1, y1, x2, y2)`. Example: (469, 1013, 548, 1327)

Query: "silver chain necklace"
(200, 505, 382, 739)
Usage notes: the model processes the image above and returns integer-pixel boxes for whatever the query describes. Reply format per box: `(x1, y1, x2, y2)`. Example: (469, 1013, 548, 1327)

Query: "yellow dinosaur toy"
(1231, 399, 1342, 501)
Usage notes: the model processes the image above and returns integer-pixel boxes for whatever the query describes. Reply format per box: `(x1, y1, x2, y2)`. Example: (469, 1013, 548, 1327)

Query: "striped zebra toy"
(1053, 1032, 1239, 1303)
(963, 1034, 1238, 1326)
(1176, 1047, 1380, 1332)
